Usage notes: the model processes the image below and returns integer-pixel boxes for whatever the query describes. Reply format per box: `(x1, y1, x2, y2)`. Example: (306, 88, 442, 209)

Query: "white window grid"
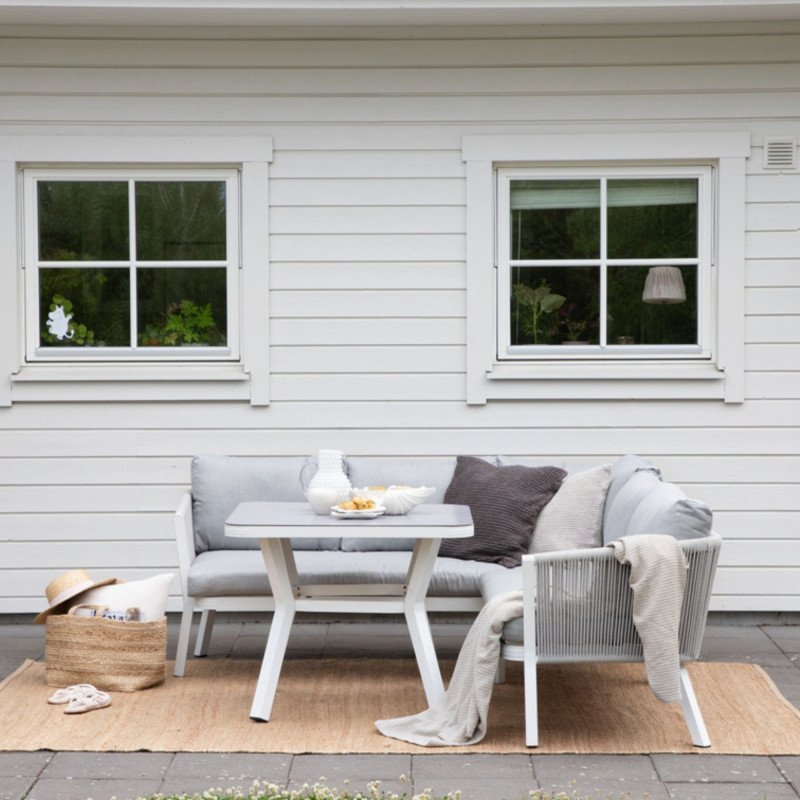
(23, 167, 240, 362)
(496, 164, 714, 361)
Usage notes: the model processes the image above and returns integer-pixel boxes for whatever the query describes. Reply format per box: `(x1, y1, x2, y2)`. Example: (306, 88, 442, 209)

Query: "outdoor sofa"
(173, 454, 720, 746)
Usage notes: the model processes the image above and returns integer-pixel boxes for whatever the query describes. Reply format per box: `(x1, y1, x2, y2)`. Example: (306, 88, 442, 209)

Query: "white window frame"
(497, 165, 713, 361)
(0, 126, 273, 405)
(461, 132, 750, 404)
(24, 167, 240, 363)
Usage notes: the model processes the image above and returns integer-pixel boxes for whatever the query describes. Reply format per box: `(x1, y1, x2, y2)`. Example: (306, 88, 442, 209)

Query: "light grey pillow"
(530, 463, 613, 554)
(625, 479, 713, 541)
(191, 455, 340, 553)
(602, 454, 662, 542)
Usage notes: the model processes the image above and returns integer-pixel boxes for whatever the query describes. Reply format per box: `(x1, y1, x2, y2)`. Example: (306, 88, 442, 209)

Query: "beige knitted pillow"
(530, 463, 613, 554)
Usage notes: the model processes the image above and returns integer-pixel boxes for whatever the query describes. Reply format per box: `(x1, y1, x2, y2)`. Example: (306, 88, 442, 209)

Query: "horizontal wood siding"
(1, 24, 799, 613)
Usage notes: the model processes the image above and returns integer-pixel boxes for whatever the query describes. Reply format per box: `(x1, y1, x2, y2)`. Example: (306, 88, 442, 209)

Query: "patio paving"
(1, 616, 800, 800)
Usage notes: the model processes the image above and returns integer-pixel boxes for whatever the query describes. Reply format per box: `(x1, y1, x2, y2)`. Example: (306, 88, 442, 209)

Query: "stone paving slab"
(40, 751, 174, 779)
(159, 776, 286, 796)
(763, 627, 800, 653)
(0, 777, 35, 800)
(774, 755, 800, 784)
(25, 777, 163, 800)
(165, 752, 291, 781)
(291, 753, 411, 782)
(0, 750, 53, 775)
(532, 754, 670, 800)
(651, 754, 786, 783)
(665, 782, 800, 800)
(413, 753, 535, 781)
(414, 776, 537, 800)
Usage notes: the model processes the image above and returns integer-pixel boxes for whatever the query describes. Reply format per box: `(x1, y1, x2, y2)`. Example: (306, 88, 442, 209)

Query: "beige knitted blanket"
(609, 534, 688, 703)
(375, 590, 524, 746)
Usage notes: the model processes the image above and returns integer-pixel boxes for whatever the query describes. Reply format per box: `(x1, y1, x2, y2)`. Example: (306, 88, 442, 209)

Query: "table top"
(224, 501, 474, 539)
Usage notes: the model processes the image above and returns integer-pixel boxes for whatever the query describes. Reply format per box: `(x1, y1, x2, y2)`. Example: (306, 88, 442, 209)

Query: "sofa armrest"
(174, 490, 196, 597)
(521, 533, 721, 663)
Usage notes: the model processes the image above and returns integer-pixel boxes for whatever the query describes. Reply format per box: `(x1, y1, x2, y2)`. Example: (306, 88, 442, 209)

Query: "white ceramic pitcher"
(299, 449, 352, 512)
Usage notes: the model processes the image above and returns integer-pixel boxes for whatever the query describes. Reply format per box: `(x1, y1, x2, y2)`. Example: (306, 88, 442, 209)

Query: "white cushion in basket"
(530, 463, 612, 553)
(72, 573, 174, 622)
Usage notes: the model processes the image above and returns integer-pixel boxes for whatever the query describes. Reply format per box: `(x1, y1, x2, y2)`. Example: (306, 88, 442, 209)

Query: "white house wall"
(1, 23, 799, 613)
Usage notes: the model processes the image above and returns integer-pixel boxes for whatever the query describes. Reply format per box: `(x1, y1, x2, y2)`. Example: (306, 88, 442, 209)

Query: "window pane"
(37, 181, 129, 262)
(510, 180, 600, 260)
(511, 266, 600, 346)
(39, 268, 130, 347)
(137, 268, 227, 346)
(136, 181, 226, 261)
(607, 265, 697, 345)
(607, 179, 698, 259)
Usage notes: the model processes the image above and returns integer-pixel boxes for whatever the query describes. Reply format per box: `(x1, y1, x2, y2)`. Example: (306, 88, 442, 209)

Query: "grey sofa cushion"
(439, 456, 566, 568)
(191, 455, 340, 553)
(531, 463, 612, 553)
(187, 549, 493, 598)
(341, 457, 460, 551)
(626, 478, 713, 540)
(601, 454, 662, 544)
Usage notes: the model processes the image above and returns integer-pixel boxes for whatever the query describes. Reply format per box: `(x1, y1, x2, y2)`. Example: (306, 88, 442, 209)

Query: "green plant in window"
(41, 294, 95, 346)
(139, 299, 222, 346)
(512, 281, 566, 344)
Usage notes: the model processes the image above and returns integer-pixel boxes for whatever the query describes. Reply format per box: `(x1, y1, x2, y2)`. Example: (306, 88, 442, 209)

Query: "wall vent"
(764, 137, 797, 170)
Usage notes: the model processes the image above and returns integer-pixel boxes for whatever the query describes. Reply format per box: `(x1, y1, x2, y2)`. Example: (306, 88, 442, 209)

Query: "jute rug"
(1, 658, 799, 754)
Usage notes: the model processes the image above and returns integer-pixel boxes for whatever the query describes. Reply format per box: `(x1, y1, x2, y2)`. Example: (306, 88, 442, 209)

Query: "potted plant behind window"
(139, 299, 223, 347)
(512, 281, 566, 345)
(557, 302, 589, 345)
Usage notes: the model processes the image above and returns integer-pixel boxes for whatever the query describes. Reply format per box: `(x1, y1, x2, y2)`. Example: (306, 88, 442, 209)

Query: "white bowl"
(381, 485, 436, 515)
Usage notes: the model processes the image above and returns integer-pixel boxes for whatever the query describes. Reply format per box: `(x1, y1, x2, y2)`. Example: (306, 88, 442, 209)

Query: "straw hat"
(34, 569, 117, 624)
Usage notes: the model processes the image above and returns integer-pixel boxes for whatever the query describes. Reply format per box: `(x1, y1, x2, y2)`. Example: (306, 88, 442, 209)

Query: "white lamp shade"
(642, 266, 686, 304)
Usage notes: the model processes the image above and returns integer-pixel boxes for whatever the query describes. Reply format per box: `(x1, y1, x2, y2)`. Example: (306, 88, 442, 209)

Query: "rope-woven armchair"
(500, 532, 722, 747)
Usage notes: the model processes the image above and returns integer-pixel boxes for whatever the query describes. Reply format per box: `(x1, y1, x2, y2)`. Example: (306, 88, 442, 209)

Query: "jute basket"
(45, 606, 167, 692)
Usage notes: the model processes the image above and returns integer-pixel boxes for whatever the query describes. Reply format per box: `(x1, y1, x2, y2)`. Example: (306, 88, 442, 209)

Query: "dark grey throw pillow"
(439, 456, 566, 567)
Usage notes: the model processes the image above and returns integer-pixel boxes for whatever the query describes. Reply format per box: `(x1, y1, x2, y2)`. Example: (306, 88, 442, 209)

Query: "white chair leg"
(193, 609, 216, 657)
(173, 599, 195, 677)
(680, 666, 711, 747)
(495, 657, 506, 685)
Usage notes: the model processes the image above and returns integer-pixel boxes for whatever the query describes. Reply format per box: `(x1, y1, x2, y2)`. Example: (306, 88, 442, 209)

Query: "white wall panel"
(1, 24, 799, 613)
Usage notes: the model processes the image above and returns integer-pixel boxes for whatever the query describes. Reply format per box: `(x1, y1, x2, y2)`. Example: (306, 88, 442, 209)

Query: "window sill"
(481, 360, 726, 401)
(10, 362, 255, 403)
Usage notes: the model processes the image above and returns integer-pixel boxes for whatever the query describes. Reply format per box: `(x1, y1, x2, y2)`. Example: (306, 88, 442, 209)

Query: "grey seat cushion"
(191, 455, 340, 553)
(187, 549, 496, 598)
(341, 457, 461, 551)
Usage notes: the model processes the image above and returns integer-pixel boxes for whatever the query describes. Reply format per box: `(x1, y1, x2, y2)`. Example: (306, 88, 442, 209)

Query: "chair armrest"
(174, 490, 196, 597)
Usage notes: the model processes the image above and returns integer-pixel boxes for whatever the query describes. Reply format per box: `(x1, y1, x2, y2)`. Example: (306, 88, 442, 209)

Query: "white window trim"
(461, 131, 750, 405)
(0, 126, 273, 406)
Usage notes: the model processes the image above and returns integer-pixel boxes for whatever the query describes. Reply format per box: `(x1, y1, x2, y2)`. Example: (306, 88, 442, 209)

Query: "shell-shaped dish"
(382, 485, 436, 515)
(351, 486, 388, 506)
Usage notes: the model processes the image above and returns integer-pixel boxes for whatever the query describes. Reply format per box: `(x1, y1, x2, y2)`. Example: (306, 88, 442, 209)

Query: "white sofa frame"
(173, 491, 483, 676)
(500, 532, 722, 748)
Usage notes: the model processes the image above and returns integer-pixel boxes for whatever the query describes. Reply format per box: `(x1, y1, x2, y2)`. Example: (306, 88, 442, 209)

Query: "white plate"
(330, 505, 386, 519)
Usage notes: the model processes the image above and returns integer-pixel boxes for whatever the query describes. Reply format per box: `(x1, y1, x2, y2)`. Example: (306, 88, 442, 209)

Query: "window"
(0, 127, 272, 406)
(461, 132, 749, 403)
(498, 167, 712, 360)
(24, 169, 239, 361)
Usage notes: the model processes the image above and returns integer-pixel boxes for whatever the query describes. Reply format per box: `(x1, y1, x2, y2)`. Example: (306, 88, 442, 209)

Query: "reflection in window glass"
(39, 268, 130, 347)
(607, 265, 697, 345)
(137, 267, 227, 346)
(511, 266, 600, 346)
(136, 181, 227, 261)
(607, 179, 697, 259)
(510, 180, 600, 260)
(37, 182, 129, 261)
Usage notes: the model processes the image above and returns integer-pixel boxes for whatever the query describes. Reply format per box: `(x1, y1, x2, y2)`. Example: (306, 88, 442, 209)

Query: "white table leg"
(250, 538, 297, 721)
(404, 536, 445, 707)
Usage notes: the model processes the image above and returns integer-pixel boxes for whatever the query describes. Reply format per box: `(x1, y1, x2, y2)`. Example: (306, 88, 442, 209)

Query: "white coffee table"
(224, 501, 474, 721)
